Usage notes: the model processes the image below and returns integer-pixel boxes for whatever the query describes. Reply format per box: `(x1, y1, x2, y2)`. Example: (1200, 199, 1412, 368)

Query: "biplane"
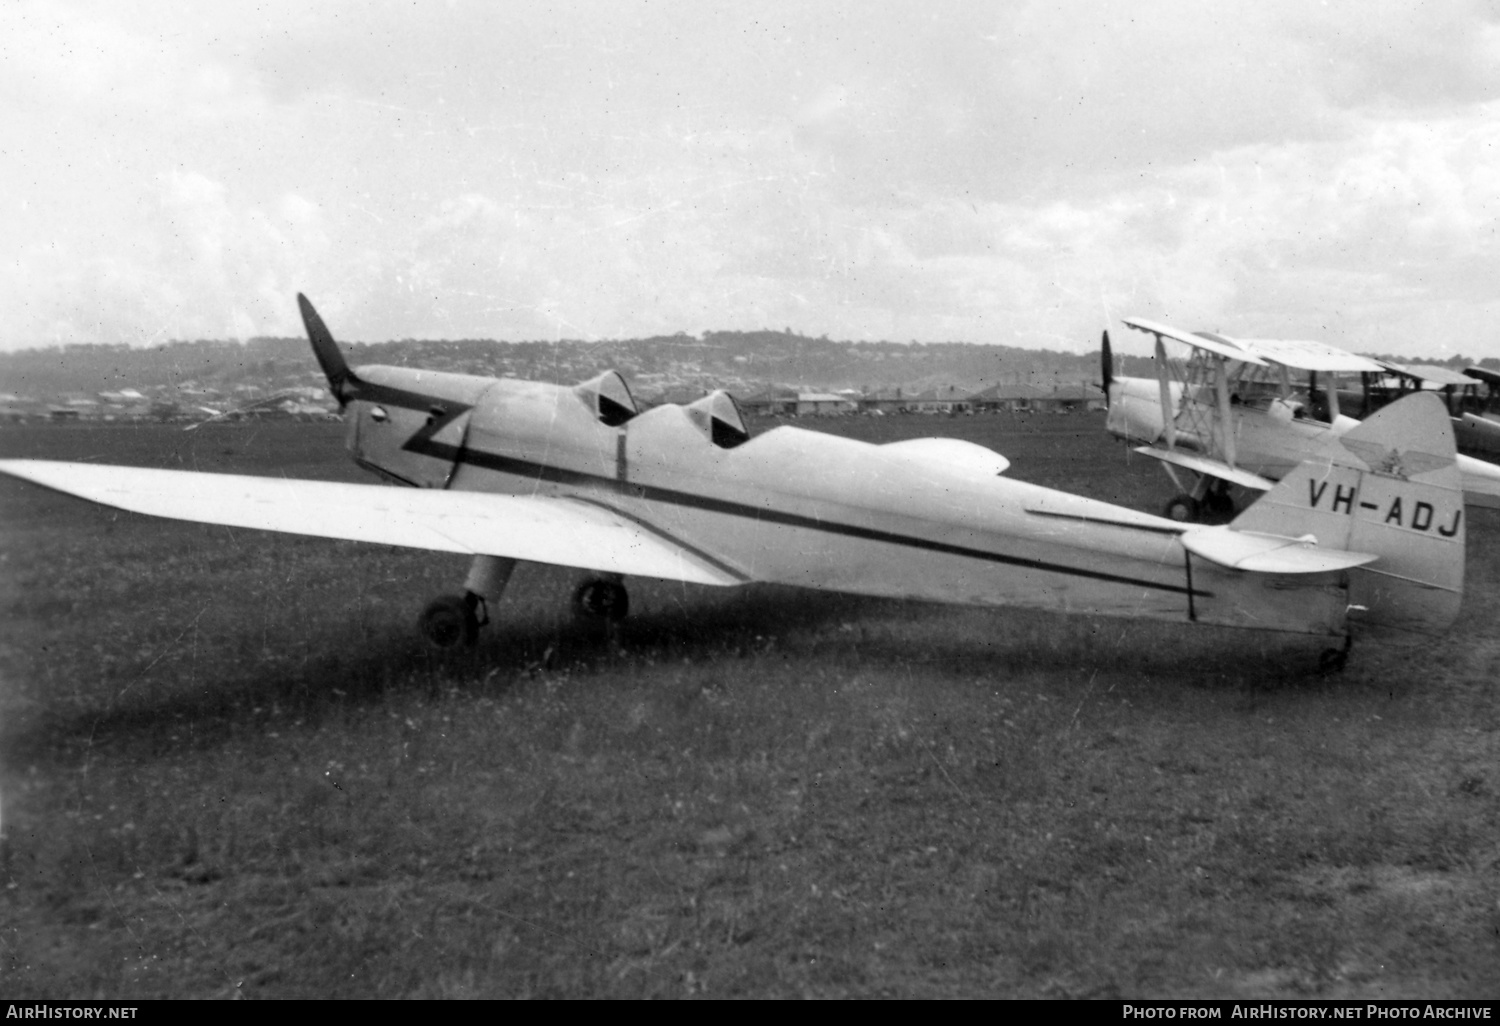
(1102, 318, 1500, 521)
(1358, 362, 1500, 458)
(0, 297, 1473, 670)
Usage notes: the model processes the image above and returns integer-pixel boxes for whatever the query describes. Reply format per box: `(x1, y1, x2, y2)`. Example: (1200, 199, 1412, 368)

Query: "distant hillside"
(5, 329, 1484, 404)
(0, 332, 1119, 401)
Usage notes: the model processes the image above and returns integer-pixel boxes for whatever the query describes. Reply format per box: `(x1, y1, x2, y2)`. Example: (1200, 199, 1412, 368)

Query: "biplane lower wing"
(0, 459, 747, 588)
(1131, 446, 1276, 492)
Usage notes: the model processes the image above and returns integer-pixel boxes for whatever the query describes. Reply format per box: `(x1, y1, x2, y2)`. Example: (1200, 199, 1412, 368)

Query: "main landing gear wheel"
(419, 593, 481, 648)
(572, 578, 629, 623)
(1163, 494, 1200, 523)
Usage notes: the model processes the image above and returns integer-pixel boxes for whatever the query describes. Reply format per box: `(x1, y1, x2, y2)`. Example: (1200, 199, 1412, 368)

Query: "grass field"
(1, 415, 1497, 998)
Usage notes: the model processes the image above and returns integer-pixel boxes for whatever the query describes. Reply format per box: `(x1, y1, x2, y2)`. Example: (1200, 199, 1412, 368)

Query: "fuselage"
(341, 364, 1354, 639)
(1107, 374, 1500, 508)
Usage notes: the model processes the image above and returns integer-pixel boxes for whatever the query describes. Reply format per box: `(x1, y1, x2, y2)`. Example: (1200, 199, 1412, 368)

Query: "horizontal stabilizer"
(0, 459, 746, 588)
(1181, 526, 1378, 574)
(1133, 446, 1275, 492)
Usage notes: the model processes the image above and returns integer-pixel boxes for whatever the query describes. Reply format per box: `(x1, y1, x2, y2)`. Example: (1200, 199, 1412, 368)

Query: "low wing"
(0, 459, 746, 587)
(1131, 446, 1276, 492)
(1181, 526, 1378, 574)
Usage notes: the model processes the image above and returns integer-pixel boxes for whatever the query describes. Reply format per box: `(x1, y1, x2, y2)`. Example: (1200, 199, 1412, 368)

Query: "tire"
(418, 594, 479, 648)
(1163, 494, 1199, 523)
(572, 579, 629, 623)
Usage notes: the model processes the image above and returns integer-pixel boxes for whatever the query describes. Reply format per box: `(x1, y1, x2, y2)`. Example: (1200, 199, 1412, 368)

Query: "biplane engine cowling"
(1105, 376, 1175, 445)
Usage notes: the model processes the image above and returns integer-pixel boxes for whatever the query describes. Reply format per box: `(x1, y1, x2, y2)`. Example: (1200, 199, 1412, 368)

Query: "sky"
(3, 0, 1499, 360)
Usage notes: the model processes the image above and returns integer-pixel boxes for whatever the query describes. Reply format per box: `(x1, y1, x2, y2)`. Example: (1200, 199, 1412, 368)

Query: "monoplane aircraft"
(0, 297, 1472, 670)
(1101, 318, 1500, 521)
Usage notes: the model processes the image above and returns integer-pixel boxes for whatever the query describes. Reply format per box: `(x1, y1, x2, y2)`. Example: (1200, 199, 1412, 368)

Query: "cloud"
(4, 1, 1500, 358)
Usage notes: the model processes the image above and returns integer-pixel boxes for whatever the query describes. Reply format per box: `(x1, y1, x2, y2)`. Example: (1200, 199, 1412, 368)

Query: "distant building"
(968, 382, 1050, 413)
(795, 391, 856, 416)
(738, 387, 798, 417)
(859, 389, 908, 414)
(1035, 383, 1106, 414)
(904, 386, 973, 414)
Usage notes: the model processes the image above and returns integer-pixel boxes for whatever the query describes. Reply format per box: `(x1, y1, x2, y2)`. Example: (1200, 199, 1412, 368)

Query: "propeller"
(298, 293, 360, 408)
(1098, 329, 1114, 406)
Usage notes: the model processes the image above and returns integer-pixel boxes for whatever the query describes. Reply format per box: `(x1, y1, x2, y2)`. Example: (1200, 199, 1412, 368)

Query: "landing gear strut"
(1318, 635, 1352, 674)
(1203, 481, 1236, 518)
(417, 555, 517, 649)
(572, 575, 629, 622)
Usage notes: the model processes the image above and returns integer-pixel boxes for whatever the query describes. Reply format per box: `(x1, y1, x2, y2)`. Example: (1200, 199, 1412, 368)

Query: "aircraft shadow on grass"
(9, 581, 1345, 767)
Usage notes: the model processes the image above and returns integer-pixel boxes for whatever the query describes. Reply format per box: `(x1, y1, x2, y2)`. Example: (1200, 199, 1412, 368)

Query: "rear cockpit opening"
(573, 371, 639, 427)
(685, 391, 751, 449)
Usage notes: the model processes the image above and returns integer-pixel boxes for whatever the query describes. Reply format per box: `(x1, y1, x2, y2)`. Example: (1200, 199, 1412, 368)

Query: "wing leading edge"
(1132, 445, 1276, 492)
(0, 459, 746, 588)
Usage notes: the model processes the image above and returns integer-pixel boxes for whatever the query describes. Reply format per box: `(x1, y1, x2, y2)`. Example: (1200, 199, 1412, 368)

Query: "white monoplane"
(0, 297, 1472, 670)
(1102, 317, 1500, 522)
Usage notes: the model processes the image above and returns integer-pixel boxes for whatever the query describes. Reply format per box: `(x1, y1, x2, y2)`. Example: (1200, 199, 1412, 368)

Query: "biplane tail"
(1229, 391, 1465, 637)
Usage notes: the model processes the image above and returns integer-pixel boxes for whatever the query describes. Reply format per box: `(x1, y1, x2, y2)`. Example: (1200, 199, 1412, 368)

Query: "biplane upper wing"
(1227, 337, 1386, 374)
(0, 459, 747, 587)
(1465, 365, 1500, 389)
(1130, 446, 1276, 492)
(1124, 318, 1385, 374)
(1382, 362, 1474, 387)
(1121, 317, 1269, 365)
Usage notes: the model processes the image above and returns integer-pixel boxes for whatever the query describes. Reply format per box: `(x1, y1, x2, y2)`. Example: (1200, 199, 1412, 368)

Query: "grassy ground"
(0, 416, 1496, 998)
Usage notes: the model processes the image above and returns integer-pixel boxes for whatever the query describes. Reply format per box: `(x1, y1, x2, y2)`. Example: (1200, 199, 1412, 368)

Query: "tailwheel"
(1163, 494, 1200, 523)
(419, 592, 481, 648)
(572, 577, 629, 623)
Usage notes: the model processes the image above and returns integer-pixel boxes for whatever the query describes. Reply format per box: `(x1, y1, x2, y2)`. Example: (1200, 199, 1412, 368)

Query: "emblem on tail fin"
(1339, 439, 1453, 480)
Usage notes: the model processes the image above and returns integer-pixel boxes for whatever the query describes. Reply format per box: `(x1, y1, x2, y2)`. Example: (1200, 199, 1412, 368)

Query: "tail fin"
(1230, 391, 1464, 636)
(297, 294, 359, 408)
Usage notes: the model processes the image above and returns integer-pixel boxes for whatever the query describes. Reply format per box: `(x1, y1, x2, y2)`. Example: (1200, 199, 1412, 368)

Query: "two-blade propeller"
(1098, 329, 1114, 407)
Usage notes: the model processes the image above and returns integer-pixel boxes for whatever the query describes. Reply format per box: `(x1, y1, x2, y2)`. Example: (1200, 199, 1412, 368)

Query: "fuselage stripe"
(348, 381, 1208, 599)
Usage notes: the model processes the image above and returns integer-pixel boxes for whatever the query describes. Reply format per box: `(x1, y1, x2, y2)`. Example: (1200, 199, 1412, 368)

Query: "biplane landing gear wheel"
(1163, 494, 1200, 523)
(1318, 636, 1352, 675)
(572, 577, 629, 623)
(419, 593, 481, 648)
